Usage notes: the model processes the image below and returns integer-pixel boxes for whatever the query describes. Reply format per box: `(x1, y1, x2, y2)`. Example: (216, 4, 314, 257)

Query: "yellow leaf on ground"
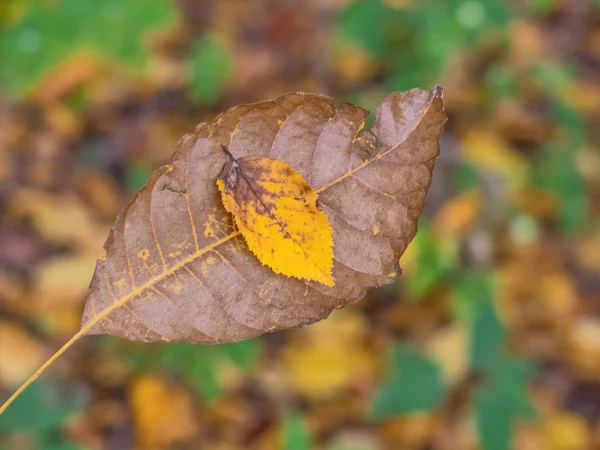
(130, 375, 199, 449)
(575, 234, 600, 271)
(281, 310, 375, 400)
(568, 318, 600, 378)
(217, 151, 334, 286)
(333, 42, 379, 88)
(8, 190, 107, 253)
(381, 414, 438, 450)
(0, 321, 45, 387)
(461, 128, 527, 187)
(434, 190, 482, 237)
(543, 412, 591, 450)
(426, 325, 468, 385)
(33, 254, 100, 309)
(30, 253, 101, 334)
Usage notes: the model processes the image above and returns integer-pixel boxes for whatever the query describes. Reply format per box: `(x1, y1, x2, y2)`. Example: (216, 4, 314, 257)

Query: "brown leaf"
(79, 87, 446, 343)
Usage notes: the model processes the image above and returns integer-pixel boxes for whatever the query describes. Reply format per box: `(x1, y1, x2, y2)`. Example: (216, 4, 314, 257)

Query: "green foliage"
(127, 338, 260, 404)
(527, 61, 589, 233)
(162, 339, 260, 403)
(451, 271, 492, 324)
(337, 0, 515, 91)
(465, 274, 538, 450)
(336, 0, 396, 58)
(0, 0, 177, 98)
(283, 411, 312, 450)
(455, 161, 483, 192)
(375, 273, 537, 449)
(369, 346, 446, 418)
(0, 380, 85, 450)
(125, 163, 154, 192)
(468, 276, 504, 370)
(474, 358, 537, 450)
(405, 223, 458, 298)
(485, 65, 519, 99)
(0, 380, 83, 433)
(188, 36, 232, 105)
(526, 0, 557, 15)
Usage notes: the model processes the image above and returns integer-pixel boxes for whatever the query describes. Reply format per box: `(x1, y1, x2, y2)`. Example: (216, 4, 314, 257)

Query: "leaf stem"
(0, 330, 85, 415)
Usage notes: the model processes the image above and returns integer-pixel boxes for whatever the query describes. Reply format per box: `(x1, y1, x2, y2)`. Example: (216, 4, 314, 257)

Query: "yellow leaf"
(434, 190, 482, 237)
(543, 412, 591, 450)
(426, 325, 468, 385)
(568, 318, 600, 378)
(130, 375, 199, 449)
(217, 151, 334, 286)
(461, 128, 527, 187)
(280, 310, 375, 400)
(381, 414, 438, 450)
(0, 322, 45, 387)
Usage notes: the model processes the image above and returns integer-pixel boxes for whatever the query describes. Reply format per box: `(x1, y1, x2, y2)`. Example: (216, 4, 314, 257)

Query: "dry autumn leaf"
(216, 151, 335, 286)
(0, 87, 446, 414)
(130, 375, 200, 449)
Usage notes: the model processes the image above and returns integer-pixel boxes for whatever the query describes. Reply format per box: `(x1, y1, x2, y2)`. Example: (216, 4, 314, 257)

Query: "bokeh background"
(1, 0, 599, 449)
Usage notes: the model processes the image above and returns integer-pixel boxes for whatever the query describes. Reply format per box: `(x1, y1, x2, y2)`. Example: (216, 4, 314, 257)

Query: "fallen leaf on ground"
(130, 375, 199, 449)
(8, 190, 107, 253)
(433, 190, 482, 237)
(33, 254, 100, 310)
(542, 412, 591, 450)
(0, 322, 45, 387)
(77, 87, 446, 344)
(568, 318, 600, 378)
(217, 152, 334, 286)
(281, 310, 374, 400)
(426, 325, 468, 385)
(461, 128, 526, 187)
(380, 414, 438, 450)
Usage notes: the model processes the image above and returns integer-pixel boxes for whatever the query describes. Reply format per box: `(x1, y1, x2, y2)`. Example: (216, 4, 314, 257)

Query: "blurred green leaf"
(188, 36, 232, 105)
(338, 0, 514, 108)
(0, 0, 177, 98)
(467, 275, 505, 370)
(38, 436, 85, 450)
(531, 101, 588, 233)
(160, 338, 260, 403)
(405, 223, 457, 298)
(464, 275, 538, 450)
(455, 161, 482, 192)
(122, 337, 260, 404)
(486, 65, 518, 98)
(451, 271, 489, 323)
(0, 381, 83, 433)
(282, 411, 312, 450)
(526, 0, 557, 15)
(370, 346, 446, 419)
(125, 163, 153, 192)
(530, 59, 576, 94)
(474, 358, 538, 450)
(336, 0, 393, 57)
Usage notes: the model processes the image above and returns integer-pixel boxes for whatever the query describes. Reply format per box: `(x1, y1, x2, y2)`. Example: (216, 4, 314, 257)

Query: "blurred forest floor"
(0, 0, 599, 449)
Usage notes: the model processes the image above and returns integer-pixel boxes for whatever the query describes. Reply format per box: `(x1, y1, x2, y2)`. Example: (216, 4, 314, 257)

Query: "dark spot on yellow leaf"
(217, 156, 335, 287)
